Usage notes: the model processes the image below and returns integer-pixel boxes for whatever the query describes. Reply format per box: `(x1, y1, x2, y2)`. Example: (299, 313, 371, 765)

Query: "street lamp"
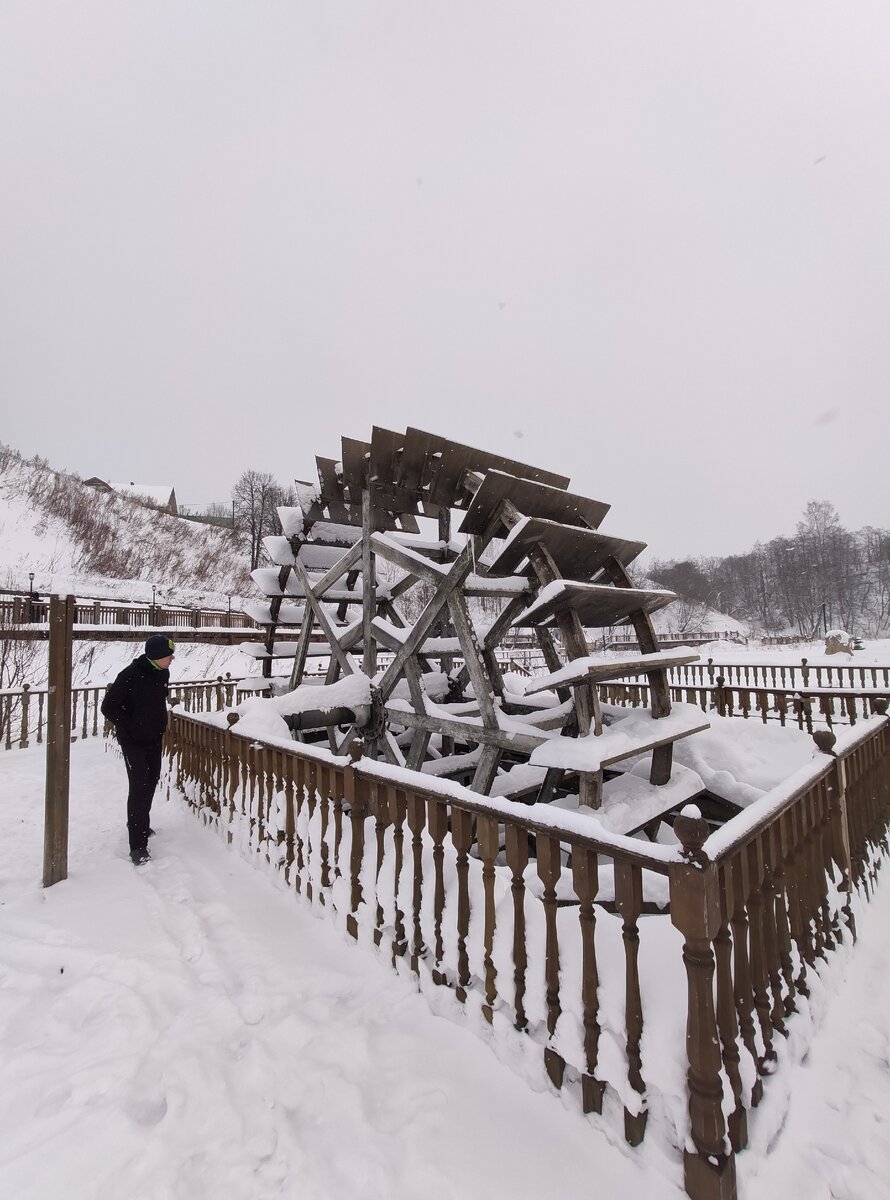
(151, 585, 157, 625)
(28, 572, 35, 622)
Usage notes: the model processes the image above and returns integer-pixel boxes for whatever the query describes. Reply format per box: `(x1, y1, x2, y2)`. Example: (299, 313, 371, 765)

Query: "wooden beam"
(293, 562, 355, 677)
(43, 595, 74, 887)
(383, 705, 543, 755)
(376, 545, 474, 700)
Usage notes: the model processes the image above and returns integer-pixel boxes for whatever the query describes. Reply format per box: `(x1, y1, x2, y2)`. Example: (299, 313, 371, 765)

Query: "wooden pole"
(43, 594, 75, 887)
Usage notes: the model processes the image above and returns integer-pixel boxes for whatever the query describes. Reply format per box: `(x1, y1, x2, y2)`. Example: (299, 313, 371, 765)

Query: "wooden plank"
(525, 651, 701, 695)
(43, 595, 74, 887)
(315, 457, 343, 503)
(399, 428, 571, 508)
(460, 470, 610, 536)
(369, 426, 405, 488)
(341, 437, 372, 503)
(516, 582, 676, 629)
(487, 519, 646, 578)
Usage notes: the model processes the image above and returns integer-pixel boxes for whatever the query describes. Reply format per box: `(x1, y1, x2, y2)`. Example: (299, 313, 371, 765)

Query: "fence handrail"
(175, 708, 677, 873)
(703, 716, 887, 861)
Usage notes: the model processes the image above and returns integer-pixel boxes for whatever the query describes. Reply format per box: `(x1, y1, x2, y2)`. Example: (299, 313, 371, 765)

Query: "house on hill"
(84, 478, 178, 515)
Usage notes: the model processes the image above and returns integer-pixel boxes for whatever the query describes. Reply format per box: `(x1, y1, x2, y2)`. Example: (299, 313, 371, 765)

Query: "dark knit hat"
(145, 634, 175, 660)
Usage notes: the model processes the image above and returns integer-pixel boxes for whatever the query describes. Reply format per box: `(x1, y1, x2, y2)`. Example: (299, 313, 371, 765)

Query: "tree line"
(647, 501, 890, 638)
(185, 471, 296, 570)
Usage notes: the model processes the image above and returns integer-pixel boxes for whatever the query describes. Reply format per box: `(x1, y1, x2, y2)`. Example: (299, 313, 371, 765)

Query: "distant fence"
(0, 596, 257, 630)
(606, 629, 748, 648)
(619, 657, 890, 693)
(166, 707, 890, 1200)
(0, 676, 242, 750)
(601, 680, 890, 732)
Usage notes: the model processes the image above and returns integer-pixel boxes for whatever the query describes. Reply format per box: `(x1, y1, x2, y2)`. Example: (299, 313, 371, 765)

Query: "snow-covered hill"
(0, 445, 251, 607)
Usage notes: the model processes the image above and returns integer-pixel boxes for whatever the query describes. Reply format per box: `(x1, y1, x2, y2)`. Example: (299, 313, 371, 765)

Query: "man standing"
(101, 634, 175, 865)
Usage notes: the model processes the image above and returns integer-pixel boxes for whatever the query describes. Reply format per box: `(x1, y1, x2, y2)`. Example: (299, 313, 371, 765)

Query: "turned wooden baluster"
(786, 801, 814, 993)
(770, 815, 798, 1015)
(304, 760, 318, 903)
(453, 807, 474, 1003)
(716, 863, 748, 1151)
(292, 758, 307, 894)
(284, 756, 296, 887)
(536, 832, 565, 1089)
(728, 853, 762, 1104)
(390, 787, 408, 963)
(758, 830, 787, 1036)
(615, 861, 647, 1145)
(332, 767, 344, 880)
(406, 794, 426, 972)
(814, 779, 836, 951)
(344, 743, 367, 939)
(803, 790, 828, 955)
(745, 839, 777, 1070)
(572, 844, 604, 1114)
(317, 764, 332, 896)
(823, 746, 857, 941)
(225, 716, 240, 840)
(370, 781, 391, 947)
(477, 814, 499, 1023)
(428, 799, 448, 984)
(504, 823, 529, 1031)
(670, 814, 737, 1200)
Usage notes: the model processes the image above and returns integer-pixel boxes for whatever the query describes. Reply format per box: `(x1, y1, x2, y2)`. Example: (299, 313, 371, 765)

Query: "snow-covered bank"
(2, 742, 890, 1198)
(0, 741, 684, 1200)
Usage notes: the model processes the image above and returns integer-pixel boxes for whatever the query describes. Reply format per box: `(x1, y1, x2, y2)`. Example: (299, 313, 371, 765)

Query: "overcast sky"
(1, 2, 888, 562)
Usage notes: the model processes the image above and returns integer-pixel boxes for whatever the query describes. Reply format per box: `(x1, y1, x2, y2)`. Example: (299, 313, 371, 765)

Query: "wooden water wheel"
(243, 427, 709, 833)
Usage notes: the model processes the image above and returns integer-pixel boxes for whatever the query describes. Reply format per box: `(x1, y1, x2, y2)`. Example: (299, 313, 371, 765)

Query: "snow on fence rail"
(165, 708, 890, 1200)
(0, 596, 258, 629)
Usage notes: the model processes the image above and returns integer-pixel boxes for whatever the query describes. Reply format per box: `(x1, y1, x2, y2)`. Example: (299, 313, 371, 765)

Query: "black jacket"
(101, 655, 170, 743)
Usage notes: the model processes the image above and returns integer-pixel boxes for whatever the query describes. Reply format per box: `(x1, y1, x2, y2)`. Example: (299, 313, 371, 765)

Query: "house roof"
(109, 482, 176, 506)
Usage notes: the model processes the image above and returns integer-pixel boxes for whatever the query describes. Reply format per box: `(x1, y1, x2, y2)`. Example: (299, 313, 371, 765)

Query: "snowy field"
(1, 740, 890, 1200)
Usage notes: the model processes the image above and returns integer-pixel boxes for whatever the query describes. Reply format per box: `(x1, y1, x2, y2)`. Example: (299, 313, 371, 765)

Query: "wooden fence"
(629, 657, 890, 692)
(165, 708, 890, 1200)
(0, 676, 241, 750)
(0, 596, 257, 629)
(607, 629, 748, 648)
(601, 679, 890, 732)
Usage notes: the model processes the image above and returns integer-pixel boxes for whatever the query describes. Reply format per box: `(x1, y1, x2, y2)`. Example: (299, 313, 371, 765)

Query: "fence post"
(670, 811, 736, 1200)
(19, 683, 31, 749)
(814, 730, 857, 941)
(43, 595, 75, 888)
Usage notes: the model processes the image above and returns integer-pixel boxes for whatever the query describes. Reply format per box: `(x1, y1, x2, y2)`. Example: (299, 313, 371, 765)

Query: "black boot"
(130, 847, 151, 866)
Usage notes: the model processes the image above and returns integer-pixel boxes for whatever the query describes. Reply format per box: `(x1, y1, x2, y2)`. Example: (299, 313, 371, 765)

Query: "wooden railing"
(0, 596, 257, 629)
(607, 629, 748, 647)
(621, 656, 890, 692)
(0, 676, 241, 750)
(600, 679, 890, 731)
(164, 707, 890, 1200)
(688, 719, 890, 1194)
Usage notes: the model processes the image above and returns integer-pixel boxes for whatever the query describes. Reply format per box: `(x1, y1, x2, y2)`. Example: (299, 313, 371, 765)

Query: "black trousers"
(119, 738, 162, 853)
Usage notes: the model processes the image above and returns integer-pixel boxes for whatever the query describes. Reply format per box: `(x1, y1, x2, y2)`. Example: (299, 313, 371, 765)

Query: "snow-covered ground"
(2, 739, 889, 1199)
